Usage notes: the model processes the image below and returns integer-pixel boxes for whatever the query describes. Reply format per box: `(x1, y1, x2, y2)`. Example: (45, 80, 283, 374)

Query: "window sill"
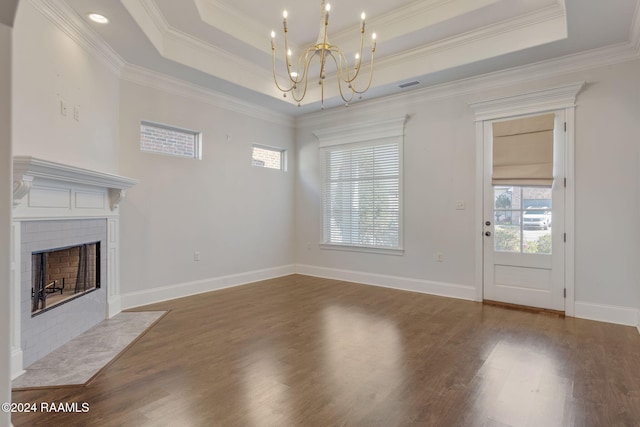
(319, 243, 404, 256)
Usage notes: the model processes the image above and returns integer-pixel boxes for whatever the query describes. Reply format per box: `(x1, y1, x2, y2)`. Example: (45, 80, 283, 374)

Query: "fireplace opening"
(31, 242, 101, 316)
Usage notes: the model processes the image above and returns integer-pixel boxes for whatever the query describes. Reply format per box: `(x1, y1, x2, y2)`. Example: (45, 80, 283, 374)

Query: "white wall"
(295, 59, 640, 321)
(12, 1, 119, 174)
(117, 79, 296, 306)
(0, 19, 13, 427)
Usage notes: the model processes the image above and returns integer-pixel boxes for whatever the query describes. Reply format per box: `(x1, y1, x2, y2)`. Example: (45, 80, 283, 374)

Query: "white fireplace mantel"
(10, 156, 138, 379)
(13, 156, 138, 216)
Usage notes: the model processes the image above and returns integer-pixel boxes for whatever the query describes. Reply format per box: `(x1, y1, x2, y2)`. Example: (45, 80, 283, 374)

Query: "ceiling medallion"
(270, 0, 376, 109)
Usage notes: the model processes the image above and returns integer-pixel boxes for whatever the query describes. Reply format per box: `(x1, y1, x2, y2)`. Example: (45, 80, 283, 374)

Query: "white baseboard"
(11, 346, 25, 380)
(574, 301, 639, 327)
(295, 264, 477, 301)
(120, 265, 296, 311)
(107, 296, 122, 318)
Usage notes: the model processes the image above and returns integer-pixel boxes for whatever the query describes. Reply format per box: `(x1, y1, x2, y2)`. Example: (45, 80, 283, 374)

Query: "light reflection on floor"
(240, 340, 292, 427)
(475, 341, 571, 426)
(320, 305, 407, 423)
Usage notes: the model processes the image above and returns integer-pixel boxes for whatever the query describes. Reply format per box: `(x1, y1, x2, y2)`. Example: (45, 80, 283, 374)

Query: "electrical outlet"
(73, 105, 80, 121)
(194, 251, 200, 261)
(455, 200, 465, 210)
(436, 252, 444, 262)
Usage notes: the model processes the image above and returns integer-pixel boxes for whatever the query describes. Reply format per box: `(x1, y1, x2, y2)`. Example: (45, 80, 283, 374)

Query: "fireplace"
(20, 219, 108, 367)
(11, 156, 137, 374)
(31, 241, 101, 315)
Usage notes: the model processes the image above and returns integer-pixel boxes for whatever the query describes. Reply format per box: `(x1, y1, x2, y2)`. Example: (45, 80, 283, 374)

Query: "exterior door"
(483, 111, 565, 310)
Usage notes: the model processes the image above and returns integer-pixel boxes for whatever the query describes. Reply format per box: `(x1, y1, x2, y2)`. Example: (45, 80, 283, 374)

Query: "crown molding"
(28, 0, 125, 76)
(122, 0, 568, 107)
(373, 3, 566, 75)
(194, 0, 302, 58)
(299, 2, 567, 105)
(122, 0, 279, 98)
(120, 64, 293, 127)
(297, 39, 639, 128)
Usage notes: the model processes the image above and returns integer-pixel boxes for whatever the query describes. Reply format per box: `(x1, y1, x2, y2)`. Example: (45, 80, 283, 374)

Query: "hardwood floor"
(11, 275, 640, 426)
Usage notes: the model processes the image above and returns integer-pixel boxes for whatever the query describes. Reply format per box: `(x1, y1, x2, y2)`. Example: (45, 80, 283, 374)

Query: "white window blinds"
(322, 141, 400, 249)
(492, 113, 555, 186)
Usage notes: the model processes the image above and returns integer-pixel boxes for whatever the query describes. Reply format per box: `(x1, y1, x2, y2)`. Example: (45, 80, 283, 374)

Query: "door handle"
(485, 231, 491, 237)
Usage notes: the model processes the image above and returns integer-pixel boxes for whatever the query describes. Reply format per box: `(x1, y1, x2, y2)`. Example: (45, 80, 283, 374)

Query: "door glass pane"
(494, 187, 520, 209)
(494, 211, 521, 252)
(522, 187, 552, 254)
(493, 186, 552, 254)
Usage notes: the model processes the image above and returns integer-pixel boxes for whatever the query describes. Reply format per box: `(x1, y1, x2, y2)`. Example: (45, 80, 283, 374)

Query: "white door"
(483, 111, 565, 310)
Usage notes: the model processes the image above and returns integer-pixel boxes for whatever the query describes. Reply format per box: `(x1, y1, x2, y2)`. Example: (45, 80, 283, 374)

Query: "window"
(252, 145, 286, 171)
(140, 121, 201, 159)
(322, 142, 401, 250)
(315, 117, 406, 253)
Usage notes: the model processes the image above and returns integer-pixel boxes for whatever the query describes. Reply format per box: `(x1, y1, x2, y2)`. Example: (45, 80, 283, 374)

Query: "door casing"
(469, 82, 583, 317)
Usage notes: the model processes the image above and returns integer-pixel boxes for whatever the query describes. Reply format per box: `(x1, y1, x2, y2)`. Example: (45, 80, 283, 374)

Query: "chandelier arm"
(293, 47, 316, 84)
(349, 49, 376, 95)
(328, 52, 355, 104)
(337, 27, 365, 85)
(290, 50, 316, 103)
(271, 45, 296, 93)
(331, 48, 350, 85)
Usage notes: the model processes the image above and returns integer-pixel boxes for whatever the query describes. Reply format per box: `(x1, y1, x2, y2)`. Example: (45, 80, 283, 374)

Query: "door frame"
(469, 82, 584, 317)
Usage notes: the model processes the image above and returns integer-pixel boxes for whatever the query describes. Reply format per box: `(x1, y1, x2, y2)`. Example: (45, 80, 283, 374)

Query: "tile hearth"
(12, 311, 166, 389)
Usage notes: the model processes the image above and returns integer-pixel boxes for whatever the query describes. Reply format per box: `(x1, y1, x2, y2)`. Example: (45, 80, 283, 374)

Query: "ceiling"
(60, 0, 639, 115)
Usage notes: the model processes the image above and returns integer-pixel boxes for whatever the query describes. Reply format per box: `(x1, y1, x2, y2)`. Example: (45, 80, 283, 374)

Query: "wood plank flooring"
(11, 275, 640, 426)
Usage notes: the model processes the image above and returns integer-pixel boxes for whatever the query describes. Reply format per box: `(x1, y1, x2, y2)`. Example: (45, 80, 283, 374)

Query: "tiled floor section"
(12, 311, 166, 389)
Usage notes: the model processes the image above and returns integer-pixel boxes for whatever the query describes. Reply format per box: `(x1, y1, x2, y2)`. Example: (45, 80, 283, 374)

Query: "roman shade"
(492, 113, 555, 186)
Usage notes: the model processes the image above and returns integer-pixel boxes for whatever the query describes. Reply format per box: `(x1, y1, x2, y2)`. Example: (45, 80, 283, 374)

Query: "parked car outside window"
(523, 208, 551, 230)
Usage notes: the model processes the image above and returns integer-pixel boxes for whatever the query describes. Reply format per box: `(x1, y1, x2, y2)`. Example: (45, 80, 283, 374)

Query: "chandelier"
(270, 0, 377, 108)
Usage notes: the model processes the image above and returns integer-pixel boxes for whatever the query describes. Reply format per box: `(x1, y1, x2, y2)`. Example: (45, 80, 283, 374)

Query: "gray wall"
(117, 79, 296, 302)
(296, 59, 640, 317)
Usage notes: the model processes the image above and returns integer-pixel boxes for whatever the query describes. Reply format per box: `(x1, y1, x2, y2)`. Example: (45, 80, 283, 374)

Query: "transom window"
(140, 121, 201, 159)
(252, 145, 286, 171)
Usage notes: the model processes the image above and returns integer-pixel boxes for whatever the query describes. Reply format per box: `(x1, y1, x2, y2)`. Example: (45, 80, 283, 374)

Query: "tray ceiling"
(59, 0, 639, 114)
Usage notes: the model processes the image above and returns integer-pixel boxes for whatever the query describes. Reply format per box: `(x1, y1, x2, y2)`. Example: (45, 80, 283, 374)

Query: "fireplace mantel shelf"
(13, 156, 139, 210)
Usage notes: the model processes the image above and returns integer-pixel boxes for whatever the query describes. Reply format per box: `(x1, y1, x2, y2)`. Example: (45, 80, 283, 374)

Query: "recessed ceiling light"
(88, 13, 109, 24)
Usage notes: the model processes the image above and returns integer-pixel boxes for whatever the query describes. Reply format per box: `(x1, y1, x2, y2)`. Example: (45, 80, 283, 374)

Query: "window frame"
(314, 116, 407, 255)
(251, 144, 287, 171)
